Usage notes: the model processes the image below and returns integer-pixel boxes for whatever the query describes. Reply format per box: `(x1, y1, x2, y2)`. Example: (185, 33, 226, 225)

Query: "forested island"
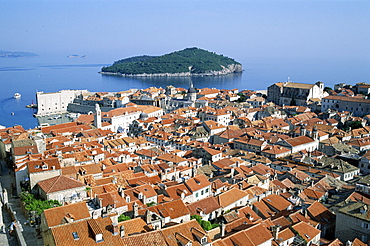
(100, 47, 242, 76)
(0, 50, 38, 58)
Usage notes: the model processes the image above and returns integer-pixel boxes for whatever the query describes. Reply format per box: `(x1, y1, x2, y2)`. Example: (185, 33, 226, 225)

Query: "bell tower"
(94, 104, 102, 128)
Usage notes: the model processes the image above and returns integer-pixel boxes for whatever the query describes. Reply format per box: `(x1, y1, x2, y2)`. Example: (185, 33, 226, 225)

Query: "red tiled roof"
(43, 201, 90, 228)
(38, 175, 86, 194)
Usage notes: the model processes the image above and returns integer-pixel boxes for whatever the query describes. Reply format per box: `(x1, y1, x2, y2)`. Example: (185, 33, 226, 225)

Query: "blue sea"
(0, 55, 368, 129)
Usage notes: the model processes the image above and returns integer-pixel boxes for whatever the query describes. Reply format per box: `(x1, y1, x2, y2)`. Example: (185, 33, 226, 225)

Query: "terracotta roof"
(38, 175, 86, 194)
(96, 191, 128, 208)
(284, 136, 315, 147)
(277, 227, 295, 242)
(307, 201, 335, 223)
(51, 216, 124, 245)
(291, 221, 320, 242)
(187, 196, 221, 216)
(284, 82, 315, 89)
(43, 201, 90, 228)
(13, 145, 39, 156)
(323, 95, 370, 103)
(149, 199, 190, 219)
(117, 218, 152, 236)
(41, 122, 78, 134)
(218, 223, 273, 246)
(217, 188, 249, 208)
(161, 219, 209, 246)
(262, 145, 290, 155)
(185, 174, 211, 192)
(156, 153, 187, 164)
(262, 194, 292, 212)
(27, 158, 61, 173)
(165, 183, 192, 200)
(134, 184, 157, 198)
(202, 146, 222, 156)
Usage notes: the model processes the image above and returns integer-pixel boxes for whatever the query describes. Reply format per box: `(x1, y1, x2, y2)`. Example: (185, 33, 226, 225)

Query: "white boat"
(14, 93, 21, 99)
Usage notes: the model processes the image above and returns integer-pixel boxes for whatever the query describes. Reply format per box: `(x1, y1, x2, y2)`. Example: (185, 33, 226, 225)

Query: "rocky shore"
(99, 64, 243, 77)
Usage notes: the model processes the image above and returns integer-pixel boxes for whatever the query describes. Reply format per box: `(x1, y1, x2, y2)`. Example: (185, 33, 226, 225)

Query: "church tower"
(187, 80, 197, 103)
(312, 125, 319, 141)
(94, 104, 102, 128)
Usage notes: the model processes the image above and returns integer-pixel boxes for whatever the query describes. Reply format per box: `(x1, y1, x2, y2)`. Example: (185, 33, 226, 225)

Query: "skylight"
(72, 232, 79, 240)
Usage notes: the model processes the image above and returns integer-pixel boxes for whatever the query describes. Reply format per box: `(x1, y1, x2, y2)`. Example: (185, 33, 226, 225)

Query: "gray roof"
(12, 139, 35, 147)
(358, 174, 370, 185)
(318, 156, 359, 174)
(338, 201, 370, 222)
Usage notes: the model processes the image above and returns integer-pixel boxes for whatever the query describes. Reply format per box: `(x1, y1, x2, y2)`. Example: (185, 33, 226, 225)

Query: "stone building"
(321, 95, 370, 117)
(336, 201, 370, 243)
(37, 175, 87, 204)
(36, 89, 88, 116)
(267, 81, 325, 106)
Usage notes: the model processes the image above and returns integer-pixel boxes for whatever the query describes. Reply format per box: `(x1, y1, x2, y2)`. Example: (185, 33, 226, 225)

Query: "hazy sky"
(1, 0, 369, 63)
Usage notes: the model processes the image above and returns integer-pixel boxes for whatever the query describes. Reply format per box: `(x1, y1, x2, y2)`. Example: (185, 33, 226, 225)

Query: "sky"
(1, 0, 370, 65)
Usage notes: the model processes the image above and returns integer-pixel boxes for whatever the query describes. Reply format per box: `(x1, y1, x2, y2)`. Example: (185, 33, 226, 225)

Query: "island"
(0, 50, 38, 58)
(100, 47, 242, 76)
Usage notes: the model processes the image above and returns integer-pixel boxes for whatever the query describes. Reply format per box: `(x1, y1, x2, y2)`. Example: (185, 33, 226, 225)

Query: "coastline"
(100, 64, 243, 77)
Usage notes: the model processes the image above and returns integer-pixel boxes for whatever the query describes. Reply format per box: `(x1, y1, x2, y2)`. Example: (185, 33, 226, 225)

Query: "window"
(201, 237, 207, 244)
(196, 193, 199, 198)
(72, 232, 79, 240)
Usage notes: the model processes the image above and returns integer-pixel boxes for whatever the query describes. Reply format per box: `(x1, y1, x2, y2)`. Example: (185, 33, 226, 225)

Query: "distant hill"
(101, 47, 242, 76)
(0, 50, 38, 58)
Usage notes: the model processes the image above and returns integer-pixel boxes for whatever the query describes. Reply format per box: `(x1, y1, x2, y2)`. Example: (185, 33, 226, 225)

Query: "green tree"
(191, 214, 219, 231)
(146, 202, 156, 207)
(118, 214, 131, 222)
(191, 214, 202, 223)
(348, 121, 363, 130)
(101, 47, 241, 75)
(237, 93, 246, 102)
(324, 86, 333, 93)
(20, 191, 61, 215)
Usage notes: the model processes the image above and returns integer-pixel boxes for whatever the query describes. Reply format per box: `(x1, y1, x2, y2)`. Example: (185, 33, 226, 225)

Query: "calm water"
(0, 55, 368, 129)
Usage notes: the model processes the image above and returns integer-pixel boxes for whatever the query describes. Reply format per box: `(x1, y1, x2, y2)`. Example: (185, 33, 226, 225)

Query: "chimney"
(230, 168, 235, 179)
(272, 225, 281, 240)
(160, 217, 165, 229)
(120, 225, 125, 237)
(221, 221, 226, 237)
(88, 219, 103, 243)
(92, 211, 99, 219)
(118, 186, 123, 197)
(302, 208, 308, 217)
(145, 210, 152, 223)
(99, 198, 103, 208)
(112, 222, 118, 235)
(133, 202, 139, 217)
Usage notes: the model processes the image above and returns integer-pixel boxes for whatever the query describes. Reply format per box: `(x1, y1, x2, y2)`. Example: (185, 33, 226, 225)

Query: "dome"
(140, 112, 149, 119)
(188, 87, 196, 94)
